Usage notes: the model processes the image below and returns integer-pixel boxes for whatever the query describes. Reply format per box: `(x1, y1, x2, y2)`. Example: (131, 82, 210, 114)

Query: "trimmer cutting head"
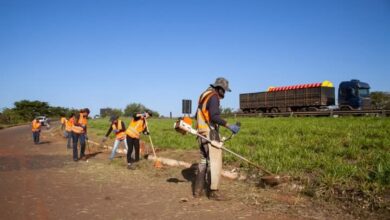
(260, 175, 290, 186)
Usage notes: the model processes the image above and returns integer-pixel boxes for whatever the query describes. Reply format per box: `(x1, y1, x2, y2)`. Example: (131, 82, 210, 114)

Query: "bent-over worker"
(103, 115, 128, 161)
(125, 111, 152, 169)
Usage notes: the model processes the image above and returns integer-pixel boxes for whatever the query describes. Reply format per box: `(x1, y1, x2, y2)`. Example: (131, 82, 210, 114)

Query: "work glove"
(102, 136, 108, 143)
(143, 131, 150, 135)
(228, 124, 240, 134)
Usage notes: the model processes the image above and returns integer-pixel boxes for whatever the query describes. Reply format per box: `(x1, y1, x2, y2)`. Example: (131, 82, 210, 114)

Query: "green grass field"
(88, 116, 390, 207)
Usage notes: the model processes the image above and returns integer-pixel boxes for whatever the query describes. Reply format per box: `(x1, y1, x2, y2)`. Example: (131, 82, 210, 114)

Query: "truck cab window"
(359, 88, 369, 97)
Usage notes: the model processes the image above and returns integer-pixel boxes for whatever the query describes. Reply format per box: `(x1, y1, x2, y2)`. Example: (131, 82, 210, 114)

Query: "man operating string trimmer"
(194, 77, 240, 201)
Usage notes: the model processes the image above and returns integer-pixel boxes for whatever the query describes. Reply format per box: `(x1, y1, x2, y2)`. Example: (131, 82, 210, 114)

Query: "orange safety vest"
(65, 117, 74, 132)
(72, 115, 85, 134)
(32, 120, 41, 132)
(60, 117, 66, 125)
(112, 120, 126, 140)
(125, 118, 145, 139)
(196, 89, 219, 134)
(79, 113, 88, 126)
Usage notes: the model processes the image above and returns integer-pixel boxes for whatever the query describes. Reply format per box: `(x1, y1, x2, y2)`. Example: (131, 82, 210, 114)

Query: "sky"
(0, 0, 389, 116)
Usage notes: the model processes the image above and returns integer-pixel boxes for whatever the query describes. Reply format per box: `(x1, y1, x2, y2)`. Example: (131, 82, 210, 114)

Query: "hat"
(210, 77, 231, 92)
(84, 108, 90, 114)
(109, 115, 119, 122)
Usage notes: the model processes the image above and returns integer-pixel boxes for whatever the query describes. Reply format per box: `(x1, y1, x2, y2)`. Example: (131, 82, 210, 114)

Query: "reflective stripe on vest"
(196, 89, 218, 133)
(32, 120, 41, 132)
(65, 117, 74, 132)
(125, 119, 144, 139)
(112, 120, 126, 140)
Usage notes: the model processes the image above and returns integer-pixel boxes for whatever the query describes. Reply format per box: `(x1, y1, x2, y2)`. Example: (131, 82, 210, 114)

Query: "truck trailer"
(240, 79, 371, 113)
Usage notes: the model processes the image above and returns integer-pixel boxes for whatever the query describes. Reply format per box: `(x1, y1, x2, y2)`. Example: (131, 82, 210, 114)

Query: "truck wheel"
(340, 106, 352, 111)
(308, 107, 319, 112)
(256, 109, 264, 113)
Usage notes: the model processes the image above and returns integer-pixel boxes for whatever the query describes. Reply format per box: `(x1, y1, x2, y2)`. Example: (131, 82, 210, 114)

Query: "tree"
(14, 100, 50, 120)
(124, 103, 146, 117)
(220, 107, 234, 116)
(0, 108, 24, 124)
(49, 106, 70, 117)
(0, 100, 73, 125)
(111, 108, 123, 117)
(371, 91, 390, 110)
(222, 107, 234, 115)
(124, 103, 159, 117)
(100, 108, 123, 118)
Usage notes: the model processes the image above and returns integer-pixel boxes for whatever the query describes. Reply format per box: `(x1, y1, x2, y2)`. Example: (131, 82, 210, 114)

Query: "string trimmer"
(174, 120, 288, 186)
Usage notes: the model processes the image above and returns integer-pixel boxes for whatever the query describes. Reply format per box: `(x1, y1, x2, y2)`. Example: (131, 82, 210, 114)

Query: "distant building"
(100, 108, 112, 118)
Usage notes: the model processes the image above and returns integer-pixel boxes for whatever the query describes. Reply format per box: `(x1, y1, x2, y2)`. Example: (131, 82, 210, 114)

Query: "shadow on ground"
(86, 151, 103, 159)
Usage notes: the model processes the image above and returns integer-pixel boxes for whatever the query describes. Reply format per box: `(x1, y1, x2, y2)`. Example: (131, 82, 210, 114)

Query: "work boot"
(193, 167, 206, 198)
(208, 190, 229, 201)
(193, 183, 204, 198)
(127, 163, 135, 170)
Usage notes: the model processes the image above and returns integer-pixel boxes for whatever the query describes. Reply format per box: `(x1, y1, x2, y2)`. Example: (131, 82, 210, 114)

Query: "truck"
(240, 79, 371, 113)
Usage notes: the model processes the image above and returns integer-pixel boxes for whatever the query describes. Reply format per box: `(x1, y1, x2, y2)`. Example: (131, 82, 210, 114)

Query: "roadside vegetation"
(88, 116, 390, 212)
(0, 100, 73, 126)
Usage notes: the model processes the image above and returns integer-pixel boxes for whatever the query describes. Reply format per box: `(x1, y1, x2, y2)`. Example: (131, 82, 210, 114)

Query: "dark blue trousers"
(32, 131, 40, 144)
(72, 133, 86, 160)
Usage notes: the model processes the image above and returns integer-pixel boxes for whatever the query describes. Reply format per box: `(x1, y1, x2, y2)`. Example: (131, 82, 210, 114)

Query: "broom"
(145, 119, 162, 168)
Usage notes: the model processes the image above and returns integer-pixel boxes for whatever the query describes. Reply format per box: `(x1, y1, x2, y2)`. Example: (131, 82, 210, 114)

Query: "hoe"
(174, 119, 289, 186)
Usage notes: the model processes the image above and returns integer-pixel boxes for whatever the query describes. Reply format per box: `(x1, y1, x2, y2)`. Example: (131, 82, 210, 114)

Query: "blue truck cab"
(338, 79, 371, 110)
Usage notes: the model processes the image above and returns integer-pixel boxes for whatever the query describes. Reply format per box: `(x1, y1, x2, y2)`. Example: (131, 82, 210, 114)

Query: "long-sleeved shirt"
(132, 113, 142, 121)
(105, 121, 126, 137)
(205, 92, 227, 127)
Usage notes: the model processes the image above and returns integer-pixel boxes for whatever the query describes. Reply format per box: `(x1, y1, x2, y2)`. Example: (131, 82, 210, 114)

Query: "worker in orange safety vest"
(32, 117, 42, 144)
(65, 113, 75, 149)
(60, 115, 66, 131)
(103, 115, 128, 161)
(71, 108, 90, 161)
(194, 77, 240, 201)
(125, 111, 152, 169)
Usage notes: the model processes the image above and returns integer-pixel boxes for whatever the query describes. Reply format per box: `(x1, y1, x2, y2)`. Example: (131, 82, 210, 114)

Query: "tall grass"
(88, 116, 390, 204)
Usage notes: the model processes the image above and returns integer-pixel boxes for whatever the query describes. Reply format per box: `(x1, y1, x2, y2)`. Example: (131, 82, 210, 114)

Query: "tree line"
(371, 91, 390, 110)
(0, 100, 73, 125)
(100, 103, 160, 118)
(1, 93, 388, 125)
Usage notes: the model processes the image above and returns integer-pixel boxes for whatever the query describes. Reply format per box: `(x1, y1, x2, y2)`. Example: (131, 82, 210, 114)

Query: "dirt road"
(0, 125, 357, 219)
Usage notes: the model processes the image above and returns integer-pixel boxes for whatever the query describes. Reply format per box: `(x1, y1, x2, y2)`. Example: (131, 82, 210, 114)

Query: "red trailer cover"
(268, 82, 323, 92)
